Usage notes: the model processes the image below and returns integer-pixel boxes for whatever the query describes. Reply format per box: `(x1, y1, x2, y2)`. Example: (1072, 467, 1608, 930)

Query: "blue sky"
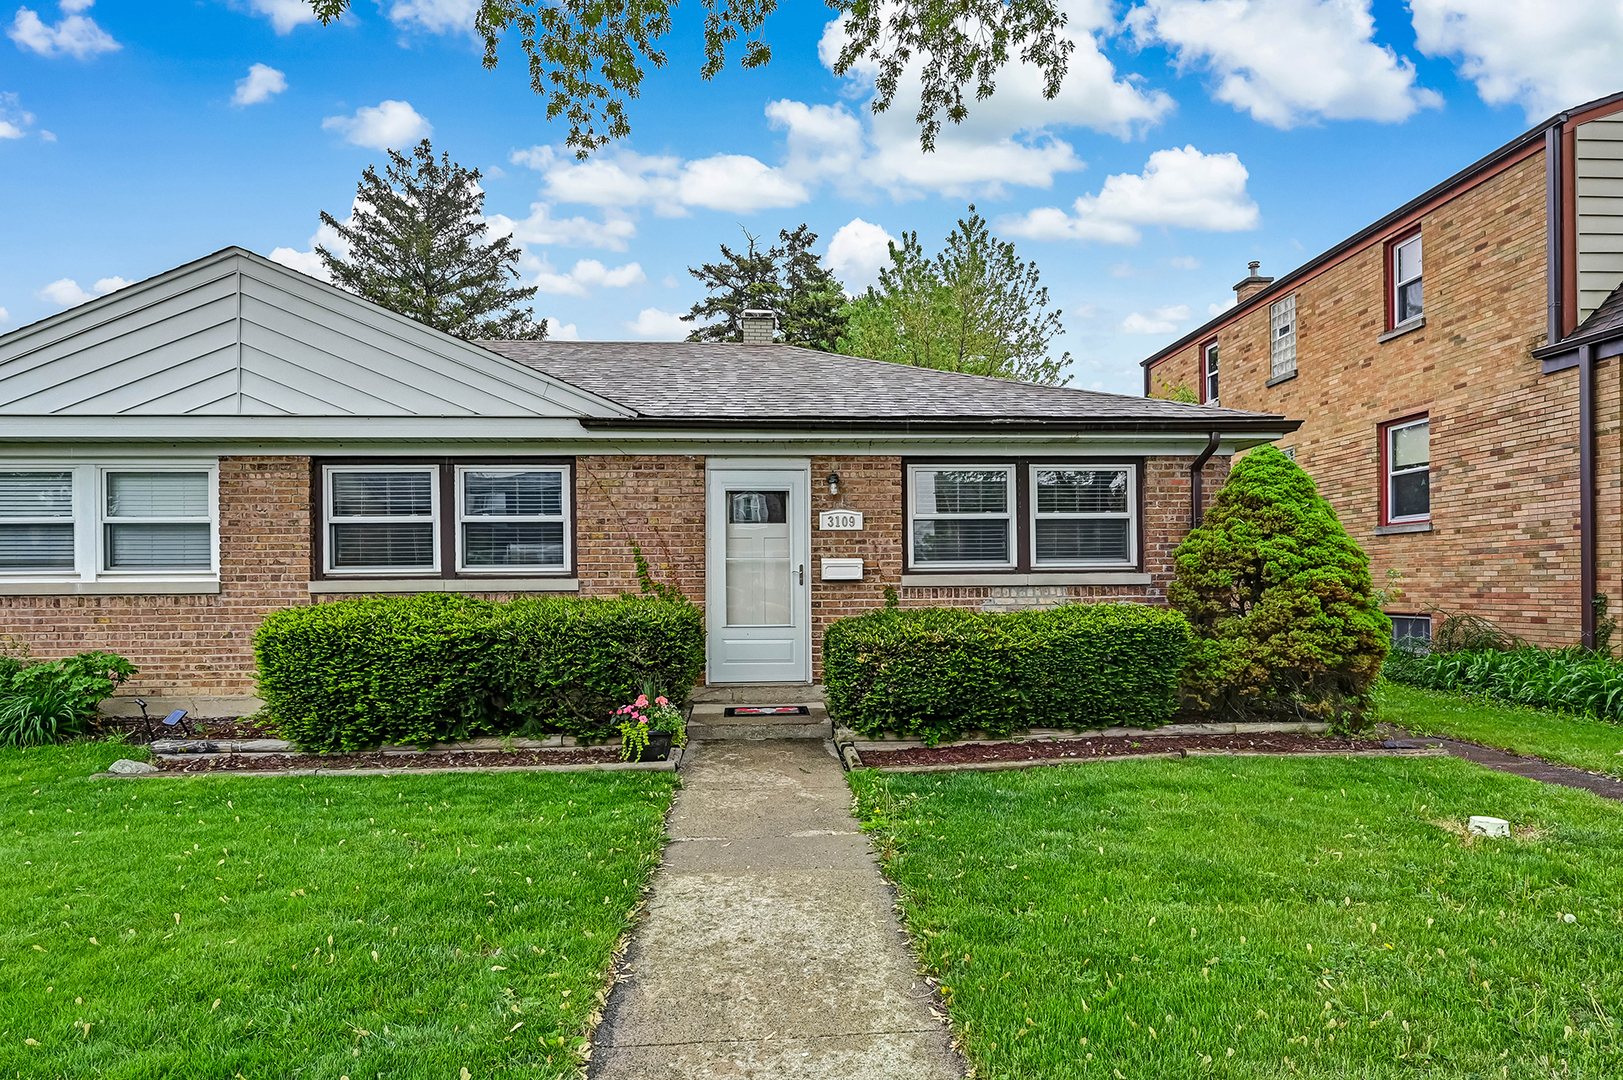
(3, 0, 1618, 393)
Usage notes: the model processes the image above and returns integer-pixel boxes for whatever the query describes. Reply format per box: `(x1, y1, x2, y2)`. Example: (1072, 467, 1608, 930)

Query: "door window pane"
(0, 472, 75, 570)
(725, 488, 792, 625)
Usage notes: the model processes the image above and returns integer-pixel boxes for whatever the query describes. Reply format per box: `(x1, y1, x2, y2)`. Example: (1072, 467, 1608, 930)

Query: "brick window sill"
(900, 572, 1151, 587)
(308, 577, 579, 594)
(1377, 316, 1426, 344)
(1373, 521, 1432, 536)
(0, 579, 222, 596)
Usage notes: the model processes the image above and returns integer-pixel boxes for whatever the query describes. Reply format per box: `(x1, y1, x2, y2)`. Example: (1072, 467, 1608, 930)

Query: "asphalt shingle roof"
(479, 341, 1289, 428)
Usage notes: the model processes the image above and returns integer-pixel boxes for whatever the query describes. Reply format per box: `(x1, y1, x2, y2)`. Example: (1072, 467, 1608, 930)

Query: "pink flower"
(635, 694, 649, 707)
(655, 696, 669, 706)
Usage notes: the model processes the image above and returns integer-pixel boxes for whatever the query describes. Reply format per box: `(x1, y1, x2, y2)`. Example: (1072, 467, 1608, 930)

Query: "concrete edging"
(846, 720, 1330, 753)
(861, 748, 1448, 774)
(92, 760, 677, 779)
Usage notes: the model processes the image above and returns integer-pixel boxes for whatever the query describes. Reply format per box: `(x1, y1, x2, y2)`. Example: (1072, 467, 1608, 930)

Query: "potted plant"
(616, 689, 687, 762)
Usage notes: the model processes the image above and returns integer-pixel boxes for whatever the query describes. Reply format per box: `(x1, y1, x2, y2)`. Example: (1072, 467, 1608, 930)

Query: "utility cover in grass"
(1171, 444, 1390, 727)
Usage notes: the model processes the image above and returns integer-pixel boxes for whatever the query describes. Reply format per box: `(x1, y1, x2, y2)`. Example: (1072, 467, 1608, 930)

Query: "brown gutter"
(1190, 431, 1221, 530)
(1580, 343, 1596, 648)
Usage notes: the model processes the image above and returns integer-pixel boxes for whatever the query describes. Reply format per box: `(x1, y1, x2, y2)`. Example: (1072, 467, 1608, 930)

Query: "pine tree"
(317, 140, 546, 341)
(1169, 445, 1392, 727)
(682, 225, 848, 348)
(835, 206, 1069, 384)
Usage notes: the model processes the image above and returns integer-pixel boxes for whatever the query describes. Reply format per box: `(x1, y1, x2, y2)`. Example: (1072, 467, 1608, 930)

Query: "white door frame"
(704, 458, 812, 684)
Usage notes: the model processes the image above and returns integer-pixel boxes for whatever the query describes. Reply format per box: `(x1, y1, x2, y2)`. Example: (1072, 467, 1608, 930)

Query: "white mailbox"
(820, 557, 865, 581)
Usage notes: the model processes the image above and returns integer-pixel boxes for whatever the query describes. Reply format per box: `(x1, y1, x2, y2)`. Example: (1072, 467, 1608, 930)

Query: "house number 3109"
(819, 511, 864, 530)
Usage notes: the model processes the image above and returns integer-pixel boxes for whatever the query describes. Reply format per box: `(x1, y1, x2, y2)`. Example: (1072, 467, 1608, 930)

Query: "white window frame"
(0, 461, 219, 583)
(323, 464, 440, 576)
(1269, 295, 1297, 380)
(1029, 464, 1136, 569)
(1203, 341, 1219, 405)
(1385, 417, 1431, 524)
(1392, 233, 1423, 326)
(455, 465, 571, 575)
(906, 464, 1016, 571)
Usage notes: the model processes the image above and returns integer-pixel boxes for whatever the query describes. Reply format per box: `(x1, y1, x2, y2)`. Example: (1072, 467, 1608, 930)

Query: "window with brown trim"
(904, 459, 1140, 573)
(312, 458, 574, 579)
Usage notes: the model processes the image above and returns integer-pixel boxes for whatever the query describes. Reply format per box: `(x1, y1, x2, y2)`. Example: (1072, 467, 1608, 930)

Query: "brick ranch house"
(1141, 90, 1623, 650)
(0, 248, 1297, 713)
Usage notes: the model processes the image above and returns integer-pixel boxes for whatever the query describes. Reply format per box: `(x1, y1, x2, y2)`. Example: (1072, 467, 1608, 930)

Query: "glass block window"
(908, 466, 1014, 567)
(1270, 294, 1297, 380)
(1385, 417, 1430, 522)
(458, 467, 567, 571)
(0, 471, 76, 571)
(1031, 467, 1133, 566)
(325, 467, 437, 572)
(102, 471, 212, 571)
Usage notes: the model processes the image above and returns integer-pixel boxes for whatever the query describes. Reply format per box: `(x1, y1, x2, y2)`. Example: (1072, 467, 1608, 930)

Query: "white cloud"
(0, 91, 32, 139)
(1000, 145, 1260, 244)
(36, 273, 126, 308)
(0, 307, 8, 324)
(486, 203, 637, 252)
(1208, 296, 1237, 316)
(1129, 0, 1441, 128)
(388, 0, 480, 34)
(8, 1, 120, 58)
(531, 256, 646, 297)
(322, 100, 431, 151)
(626, 308, 690, 340)
(825, 218, 896, 289)
(269, 214, 352, 281)
(245, 0, 316, 34)
(1118, 304, 1191, 333)
(38, 128, 53, 141)
(1170, 255, 1201, 269)
(513, 144, 808, 216)
(1411, 0, 1623, 120)
(543, 318, 580, 341)
(232, 63, 287, 107)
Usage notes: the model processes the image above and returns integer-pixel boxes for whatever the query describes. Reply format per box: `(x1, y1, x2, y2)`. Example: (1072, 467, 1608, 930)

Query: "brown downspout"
(1581, 343, 1596, 648)
(1191, 431, 1222, 530)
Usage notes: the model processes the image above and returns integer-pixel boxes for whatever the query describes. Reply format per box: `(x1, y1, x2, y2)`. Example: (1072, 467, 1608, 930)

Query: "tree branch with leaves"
(305, 0, 1071, 156)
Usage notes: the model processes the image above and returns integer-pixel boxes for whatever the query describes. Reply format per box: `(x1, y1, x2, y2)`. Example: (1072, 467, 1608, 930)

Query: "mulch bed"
(107, 717, 280, 745)
(859, 732, 1388, 768)
(158, 747, 627, 773)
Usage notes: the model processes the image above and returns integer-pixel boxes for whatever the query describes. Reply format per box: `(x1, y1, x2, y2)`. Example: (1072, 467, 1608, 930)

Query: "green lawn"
(1378, 679, 1623, 778)
(0, 742, 676, 1079)
(851, 755, 1623, 1079)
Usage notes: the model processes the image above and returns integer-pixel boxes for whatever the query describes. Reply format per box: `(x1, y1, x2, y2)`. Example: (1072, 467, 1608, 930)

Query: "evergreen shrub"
(823, 603, 1191, 744)
(1170, 445, 1390, 727)
(255, 594, 705, 751)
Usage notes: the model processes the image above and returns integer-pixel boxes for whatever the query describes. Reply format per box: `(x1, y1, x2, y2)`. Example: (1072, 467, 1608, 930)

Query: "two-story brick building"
(1141, 90, 1623, 649)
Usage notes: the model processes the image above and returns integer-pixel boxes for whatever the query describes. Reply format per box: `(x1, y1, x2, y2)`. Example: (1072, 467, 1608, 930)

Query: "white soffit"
(0, 248, 632, 419)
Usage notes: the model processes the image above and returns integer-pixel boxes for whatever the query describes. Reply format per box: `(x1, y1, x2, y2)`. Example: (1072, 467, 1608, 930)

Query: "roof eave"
(577, 416, 1302, 435)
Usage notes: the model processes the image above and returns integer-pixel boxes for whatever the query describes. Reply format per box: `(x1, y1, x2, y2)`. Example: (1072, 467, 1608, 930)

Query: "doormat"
(723, 705, 811, 717)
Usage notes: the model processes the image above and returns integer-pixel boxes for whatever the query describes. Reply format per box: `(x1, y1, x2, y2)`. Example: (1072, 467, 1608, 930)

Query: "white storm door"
(705, 466, 811, 683)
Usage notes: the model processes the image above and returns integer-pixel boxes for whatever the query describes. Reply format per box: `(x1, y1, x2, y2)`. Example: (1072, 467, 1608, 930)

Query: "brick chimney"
(1232, 261, 1274, 304)
(741, 309, 777, 344)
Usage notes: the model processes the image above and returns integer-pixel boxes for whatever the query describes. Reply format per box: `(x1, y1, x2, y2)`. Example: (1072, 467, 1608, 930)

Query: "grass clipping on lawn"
(852, 755, 1623, 1079)
(0, 741, 676, 1078)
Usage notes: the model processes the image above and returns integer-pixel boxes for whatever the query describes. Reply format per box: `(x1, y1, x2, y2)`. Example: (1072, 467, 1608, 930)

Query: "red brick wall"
(1146, 151, 1581, 645)
(0, 456, 312, 699)
(0, 450, 1226, 695)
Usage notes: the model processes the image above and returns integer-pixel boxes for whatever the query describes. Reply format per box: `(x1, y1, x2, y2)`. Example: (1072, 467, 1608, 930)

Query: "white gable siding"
(0, 249, 628, 419)
(1576, 117, 1623, 322)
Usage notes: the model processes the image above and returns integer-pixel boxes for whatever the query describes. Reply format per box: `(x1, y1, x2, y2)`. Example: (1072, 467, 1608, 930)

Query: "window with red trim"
(1381, 416, 1430, 524)
(1200, 339, 1219, 405)
(1386, 231, 1423, 329)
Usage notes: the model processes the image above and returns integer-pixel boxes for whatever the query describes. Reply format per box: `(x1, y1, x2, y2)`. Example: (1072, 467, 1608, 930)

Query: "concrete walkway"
(589, 740, 964, 1080)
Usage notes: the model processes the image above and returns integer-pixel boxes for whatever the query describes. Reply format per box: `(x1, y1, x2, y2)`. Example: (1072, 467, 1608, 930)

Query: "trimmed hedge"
(823, 603, 1192, 744)
(255, 593, 705, 751)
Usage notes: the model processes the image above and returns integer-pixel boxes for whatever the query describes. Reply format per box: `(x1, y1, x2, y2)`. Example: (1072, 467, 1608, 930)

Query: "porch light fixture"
(826, 472, 841, 495)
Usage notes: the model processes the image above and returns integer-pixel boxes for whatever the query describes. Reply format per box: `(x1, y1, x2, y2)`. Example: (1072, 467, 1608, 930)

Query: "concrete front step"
(690, 683, 825, 705)
(688, 701, 832, 741)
